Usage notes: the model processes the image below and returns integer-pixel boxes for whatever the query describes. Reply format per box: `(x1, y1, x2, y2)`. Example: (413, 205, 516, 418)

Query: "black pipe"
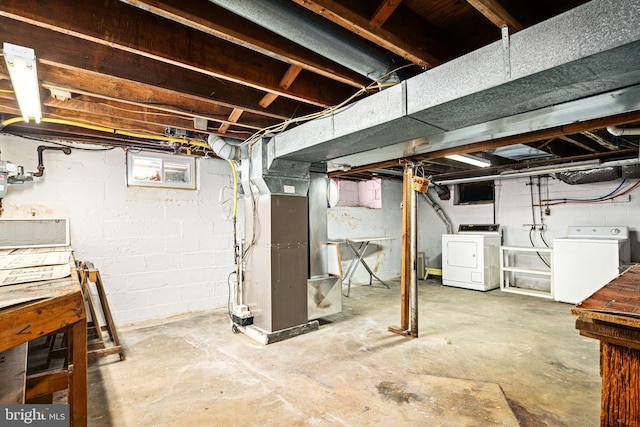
(32, 146, 71, 177)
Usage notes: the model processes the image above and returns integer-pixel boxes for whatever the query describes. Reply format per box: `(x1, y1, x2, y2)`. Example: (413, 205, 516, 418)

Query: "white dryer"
(442, 224, 502, 291)
(553, 226, 631, 304)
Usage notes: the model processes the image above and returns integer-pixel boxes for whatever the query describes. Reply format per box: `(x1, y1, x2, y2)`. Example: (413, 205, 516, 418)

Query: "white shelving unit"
(500, 246, 553, 299)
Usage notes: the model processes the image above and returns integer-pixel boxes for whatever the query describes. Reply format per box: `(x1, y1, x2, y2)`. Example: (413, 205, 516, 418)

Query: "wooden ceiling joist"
(122, 0, 369, 89)
(291, 0, 444, 68)
(0, 0, 354, 107)
(259, 65, 304, 108)
(0, 17, 321, 121)
(466, 0, 524, 32)
(371, 0, 404, 28)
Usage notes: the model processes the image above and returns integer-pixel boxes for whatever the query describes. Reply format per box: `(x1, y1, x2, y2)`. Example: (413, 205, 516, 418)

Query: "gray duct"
(555, 167, 620, 185)
(208, 0, 394, 81)
(421, 191, 454, 234)
(208, 134, 241, 160)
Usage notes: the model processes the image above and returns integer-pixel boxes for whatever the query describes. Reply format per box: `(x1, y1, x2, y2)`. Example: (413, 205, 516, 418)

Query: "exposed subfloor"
(88, 279, 601, 426)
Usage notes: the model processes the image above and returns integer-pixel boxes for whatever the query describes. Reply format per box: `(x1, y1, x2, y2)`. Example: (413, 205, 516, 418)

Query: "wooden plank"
(400, 166, 412, 330)
(371, 0, 403, 27)
(25, 369, 68, 400)
(259, 65, 304, 109)
(68, 318, 88, 427)
(0, 2, 352, 107)
(219, 108, 244, 134)
(0, 288, 85, 351)
(291, 0, 443, 68)
(466, 0, 524, 31)
(0, 343, 27, 404)
(122, 0, 369, 88)
(600, 342, 640, 426)
(258, 93, 280, 109)
(88, 346, 124, 360)
(0, 18, 323, 119)
(40, 95, 267, 132)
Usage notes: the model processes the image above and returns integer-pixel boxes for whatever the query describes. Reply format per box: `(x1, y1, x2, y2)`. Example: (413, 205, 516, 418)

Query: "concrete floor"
(88, 279, 601, 426)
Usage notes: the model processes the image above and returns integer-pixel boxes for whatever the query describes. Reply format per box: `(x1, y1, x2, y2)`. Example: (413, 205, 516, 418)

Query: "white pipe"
(434, 158, 640, 185)
(208, 134, 241, 160)
(607, 126, 640, 136)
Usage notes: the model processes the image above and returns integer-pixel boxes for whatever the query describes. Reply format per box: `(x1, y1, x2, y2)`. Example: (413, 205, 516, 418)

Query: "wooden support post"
(68, 318, 88, 427)
(600, 342, 640, 426)
(389, 164, 413, 336)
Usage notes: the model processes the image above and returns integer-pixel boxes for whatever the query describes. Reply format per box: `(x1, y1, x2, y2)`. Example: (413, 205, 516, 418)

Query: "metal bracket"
(501, 24, 511, 79)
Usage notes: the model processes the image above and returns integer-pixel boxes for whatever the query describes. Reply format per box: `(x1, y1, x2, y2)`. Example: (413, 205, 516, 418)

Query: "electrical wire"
(227, 271, 236, 323)
(227, 160, 238, 217)
(0, 116, 209, 148)
(529, 177, 551, 267)
(541, 179, 639, 206)
(0, 132, 118, 151)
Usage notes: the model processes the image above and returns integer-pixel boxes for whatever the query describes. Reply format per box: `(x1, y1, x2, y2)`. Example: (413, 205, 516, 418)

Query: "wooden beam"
(329, 111, 640, 179)
(466, 0, 524, 32)
(400, 165, 412, 331)
(259, 65, 304, 108)
(371, 0, 403, 28)
(0, 1, 353, 107)
(0, 17, 321, 121)
(123, 0, 369, 89)
(558, 135, 600, 153)
(37, 65, 277, 130)
(291, 0, 443, 68)
(218, 108, 244, 134)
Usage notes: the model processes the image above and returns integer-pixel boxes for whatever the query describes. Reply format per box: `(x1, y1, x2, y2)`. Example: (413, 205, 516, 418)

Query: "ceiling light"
(445, 154, 491, 168)
(3, 42, 42, 123)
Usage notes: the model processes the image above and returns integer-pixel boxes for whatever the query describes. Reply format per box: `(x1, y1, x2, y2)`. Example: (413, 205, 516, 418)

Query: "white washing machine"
(442, 224, 502, 291)
(553, 226, 631, 304)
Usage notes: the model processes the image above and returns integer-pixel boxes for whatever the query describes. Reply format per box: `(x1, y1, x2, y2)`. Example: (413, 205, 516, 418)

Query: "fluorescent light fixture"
(445, 154, 491, 168)
(3, 42, 42, 123)
(433, 158, 640, 185)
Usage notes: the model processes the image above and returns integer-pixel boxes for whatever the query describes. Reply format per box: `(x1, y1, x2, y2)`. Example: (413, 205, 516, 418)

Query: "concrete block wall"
(418, 176, 640, 268)
(0, 135, 235, 325)
(328, 179, 402, 283)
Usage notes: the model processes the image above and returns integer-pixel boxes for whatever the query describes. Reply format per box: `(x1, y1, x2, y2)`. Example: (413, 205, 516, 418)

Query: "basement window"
(127, 151, 196, 190)
(333, 178, 382, 209)
(454, 181, 494, 205)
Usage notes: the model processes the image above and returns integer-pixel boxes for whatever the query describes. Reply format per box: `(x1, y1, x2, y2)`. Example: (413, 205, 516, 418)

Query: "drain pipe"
(208, 0, 395, 81)
(31, 146, 71, 178)
(421, 191, 454, 234)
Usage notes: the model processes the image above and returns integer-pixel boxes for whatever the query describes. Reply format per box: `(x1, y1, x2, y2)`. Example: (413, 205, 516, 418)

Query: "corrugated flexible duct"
(208, 134, 241, 160)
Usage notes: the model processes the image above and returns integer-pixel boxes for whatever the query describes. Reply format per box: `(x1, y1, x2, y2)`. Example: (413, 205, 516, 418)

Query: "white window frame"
(126, 151, 196, 190)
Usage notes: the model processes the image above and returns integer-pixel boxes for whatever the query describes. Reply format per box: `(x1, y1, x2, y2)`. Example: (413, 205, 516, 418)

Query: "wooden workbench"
(0, 249, 87, 426)
(571, 264, 640, 427)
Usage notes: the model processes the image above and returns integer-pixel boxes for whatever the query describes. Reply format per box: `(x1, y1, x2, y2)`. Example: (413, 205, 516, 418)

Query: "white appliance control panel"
(565, 226, 628, 240)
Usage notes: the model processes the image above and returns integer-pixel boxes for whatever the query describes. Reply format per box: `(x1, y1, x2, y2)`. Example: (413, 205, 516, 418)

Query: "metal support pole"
(409, 177, 418, 337)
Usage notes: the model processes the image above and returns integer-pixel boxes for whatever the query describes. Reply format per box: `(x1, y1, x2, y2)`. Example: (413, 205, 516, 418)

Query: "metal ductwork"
(270, 0, 640, 168)
(207, 0, 395, 81)
(555, 167, 620, 185)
